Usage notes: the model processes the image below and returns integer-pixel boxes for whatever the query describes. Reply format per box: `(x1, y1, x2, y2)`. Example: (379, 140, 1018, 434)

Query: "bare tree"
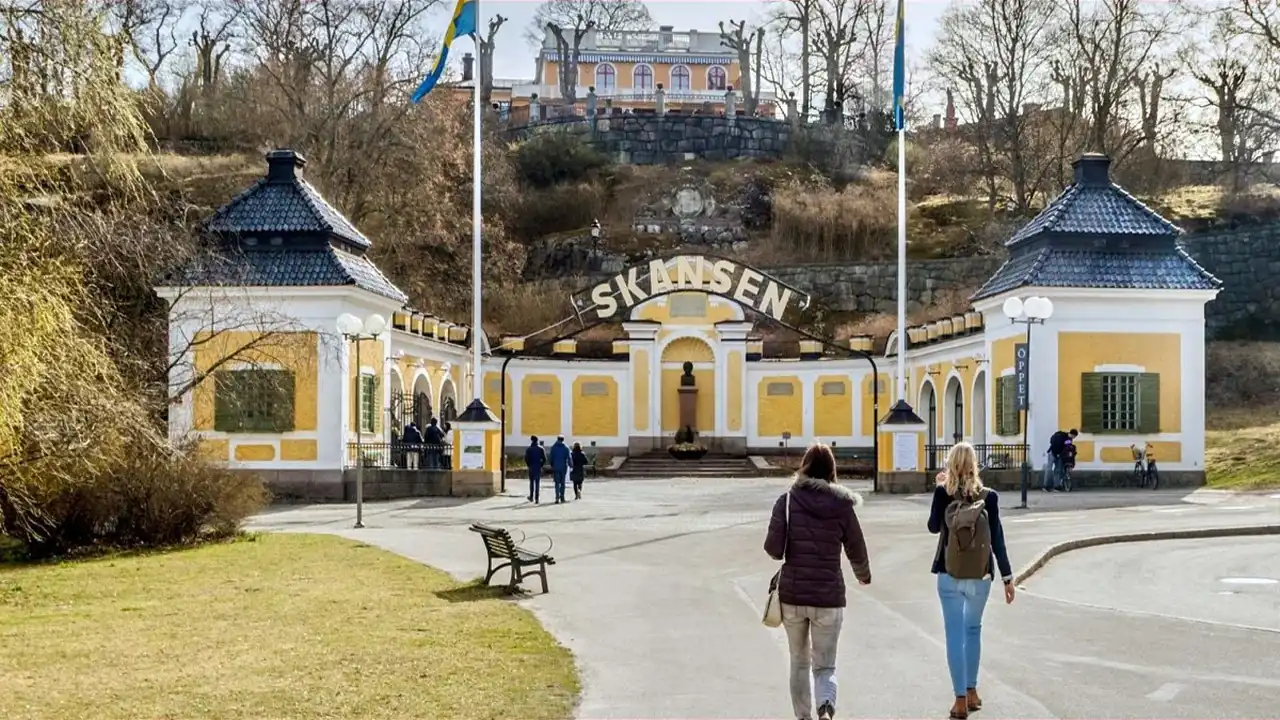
(479, 13, 507, 108)
(929, 0, 1060, 212)
(770, 0, 815, 119)
(110, 0, 189, 89)
(1065, 0, 1174, 156)
(531, 0, 652, 105)
(812, 0, 872, 125)
(719, 20, 765, 114)
(856, 0, 894, 111)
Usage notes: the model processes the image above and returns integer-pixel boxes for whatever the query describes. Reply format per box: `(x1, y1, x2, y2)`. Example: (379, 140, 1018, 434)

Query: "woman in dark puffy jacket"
(764, 443, 872, 720)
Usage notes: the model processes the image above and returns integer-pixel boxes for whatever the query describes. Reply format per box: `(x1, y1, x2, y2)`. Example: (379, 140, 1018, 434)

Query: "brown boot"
(966, 688, 983, 712)
(949, 696, 969, 719)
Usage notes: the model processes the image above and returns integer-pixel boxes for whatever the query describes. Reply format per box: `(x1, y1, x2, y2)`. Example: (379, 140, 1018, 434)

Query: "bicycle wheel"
(1062, 468, 1072, 492)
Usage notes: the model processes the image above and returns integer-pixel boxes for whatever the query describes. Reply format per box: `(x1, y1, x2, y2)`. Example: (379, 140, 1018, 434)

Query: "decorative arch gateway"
(496, 252, 880, 486)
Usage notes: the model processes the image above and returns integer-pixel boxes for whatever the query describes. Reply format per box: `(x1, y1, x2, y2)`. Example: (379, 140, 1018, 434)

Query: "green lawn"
(0, 534, 578, 720)
(1206, 421, 1280, 490)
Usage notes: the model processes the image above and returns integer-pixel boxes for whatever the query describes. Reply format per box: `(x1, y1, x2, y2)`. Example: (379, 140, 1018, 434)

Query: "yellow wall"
(991, 335, 1022, 436)
(661, 368, 714, 432)
(192, 330, 319, 433)
(633, 348, 650, 432)
(636, 294, 740, 325)
(727, 351, 743, 432)
(483, 371, 513, 414)
(234, 444, 275, 461)
(197, 438, 228, 463)
(757, 377, 801, 438)
(572, 376, 619, 436)
(544, 60, 742, 93)
(1098, 441, 1181, 464)
(280, 439, 318, 461)
(348, 338, 385, 435)
(814, 376, 853, 437)
(861, 373, 889, 436)
(1057, 332, 1181, 433)
(520, 374, 561, 437)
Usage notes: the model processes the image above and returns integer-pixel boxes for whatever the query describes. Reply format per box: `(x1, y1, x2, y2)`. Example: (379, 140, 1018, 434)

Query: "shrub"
(514, 131, 611, 188)
(761, 179, 896, 262)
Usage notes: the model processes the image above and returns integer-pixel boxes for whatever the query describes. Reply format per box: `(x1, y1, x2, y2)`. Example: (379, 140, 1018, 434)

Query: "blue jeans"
(1043, 453, 1063, 489)
(528, 468, 541, 502)
(553, 469, 567, 501)
(936, 573, 992, 697)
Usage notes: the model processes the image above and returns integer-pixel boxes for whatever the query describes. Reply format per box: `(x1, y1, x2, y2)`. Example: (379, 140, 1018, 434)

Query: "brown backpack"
(944, 490, 992, 579)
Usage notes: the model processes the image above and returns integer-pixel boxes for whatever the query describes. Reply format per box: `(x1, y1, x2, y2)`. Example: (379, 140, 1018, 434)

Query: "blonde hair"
(941, 442, 984, 498)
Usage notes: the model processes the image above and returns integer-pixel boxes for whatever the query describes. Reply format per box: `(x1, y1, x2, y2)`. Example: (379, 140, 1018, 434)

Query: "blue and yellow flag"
(411, 0, 478, 103)
(892, 0, 906, 130)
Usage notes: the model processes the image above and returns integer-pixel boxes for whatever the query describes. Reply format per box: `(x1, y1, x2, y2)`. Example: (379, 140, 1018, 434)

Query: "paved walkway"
(248, 482, 1280, 719)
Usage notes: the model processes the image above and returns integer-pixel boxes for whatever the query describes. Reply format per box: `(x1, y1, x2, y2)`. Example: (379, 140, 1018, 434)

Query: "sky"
(475, 0, 949, 84)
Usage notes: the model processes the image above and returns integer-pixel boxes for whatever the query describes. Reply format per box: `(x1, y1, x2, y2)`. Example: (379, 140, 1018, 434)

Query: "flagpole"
(470, 1, 483, 402)
(896, 124, 906, 402)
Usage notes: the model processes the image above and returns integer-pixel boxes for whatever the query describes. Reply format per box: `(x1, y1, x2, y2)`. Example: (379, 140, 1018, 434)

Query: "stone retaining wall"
(1180, 222, 1280, 340)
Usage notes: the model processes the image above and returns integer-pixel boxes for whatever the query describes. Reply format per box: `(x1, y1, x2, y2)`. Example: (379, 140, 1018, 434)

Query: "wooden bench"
(469, 523, 556, 594)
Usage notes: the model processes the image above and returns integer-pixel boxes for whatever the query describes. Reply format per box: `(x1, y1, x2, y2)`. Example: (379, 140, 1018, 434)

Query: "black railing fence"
(924, 443, 1027, 472)
(346, 442, 452, 470)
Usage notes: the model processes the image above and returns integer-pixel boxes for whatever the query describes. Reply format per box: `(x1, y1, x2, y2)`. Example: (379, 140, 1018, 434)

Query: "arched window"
(707, 66, 727, 91)
(595, 63, 616, 91)
(670, 65, 691, 91)
(633, 64, 654, 90)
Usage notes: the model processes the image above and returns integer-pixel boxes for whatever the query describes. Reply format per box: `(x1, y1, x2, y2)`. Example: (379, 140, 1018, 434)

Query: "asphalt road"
(248, 482, 1280, 719)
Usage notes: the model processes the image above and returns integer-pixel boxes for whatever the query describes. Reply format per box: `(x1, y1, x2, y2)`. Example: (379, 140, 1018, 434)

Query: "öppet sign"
(571, 255, 811, 322)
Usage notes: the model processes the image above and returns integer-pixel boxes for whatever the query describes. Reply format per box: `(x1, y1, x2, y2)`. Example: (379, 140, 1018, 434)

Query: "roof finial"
(265, 149, 306, 183)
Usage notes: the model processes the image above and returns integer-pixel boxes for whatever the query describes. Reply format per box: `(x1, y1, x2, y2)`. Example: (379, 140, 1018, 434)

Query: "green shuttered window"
(214, 369, 296, 433)
(995, 375, 1020, 436)
(1081, 372, 1159, 434)
(358, 375, 378, 433)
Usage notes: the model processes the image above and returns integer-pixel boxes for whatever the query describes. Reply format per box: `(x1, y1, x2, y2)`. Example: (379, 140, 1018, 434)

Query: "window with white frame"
(1101, 374, 1139, 431)
(707, 66, 727, 91)
(595, 63, 617, 91)
(633, 64, 654, 90)
(671, 65, 691, 90)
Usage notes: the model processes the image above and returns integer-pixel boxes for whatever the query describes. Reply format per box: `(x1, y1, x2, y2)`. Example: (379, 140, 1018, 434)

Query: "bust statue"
(680, 361, 696, 387)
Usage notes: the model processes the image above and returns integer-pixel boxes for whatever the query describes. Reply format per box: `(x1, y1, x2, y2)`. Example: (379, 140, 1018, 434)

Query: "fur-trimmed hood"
(792, 474, 864, 508)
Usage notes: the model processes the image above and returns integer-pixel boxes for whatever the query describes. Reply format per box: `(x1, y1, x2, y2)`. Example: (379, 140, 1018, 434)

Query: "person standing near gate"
(423, 418, 445, 469)
(402, 421, 424, 469)
(549, 436, 571, 504)
(525, 436, 547, 504)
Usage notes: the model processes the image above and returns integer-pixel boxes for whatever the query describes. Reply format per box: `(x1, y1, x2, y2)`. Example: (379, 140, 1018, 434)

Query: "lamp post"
(336, 311, 388, 529)
(1001, 295, 1054, 509)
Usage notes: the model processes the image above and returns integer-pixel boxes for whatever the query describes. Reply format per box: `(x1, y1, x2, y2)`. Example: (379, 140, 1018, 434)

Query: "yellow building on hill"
(510, 27, 777, 118)
(158, 150, 1219, 500)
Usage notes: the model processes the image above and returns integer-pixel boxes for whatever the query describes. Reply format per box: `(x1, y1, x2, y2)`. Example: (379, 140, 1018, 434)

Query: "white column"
(560, 369, 574, 439)
(1182, 316, 1206, 470)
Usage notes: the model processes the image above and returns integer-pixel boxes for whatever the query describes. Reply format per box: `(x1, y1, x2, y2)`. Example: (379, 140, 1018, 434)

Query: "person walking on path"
(764, 443, 871, 720)
(1044, 429, 1076, 491)
(549, 436, 571, 504)
(570, 442, 588, 500)
(929, 442, 1016, 720)
(524, 436, 547, 504)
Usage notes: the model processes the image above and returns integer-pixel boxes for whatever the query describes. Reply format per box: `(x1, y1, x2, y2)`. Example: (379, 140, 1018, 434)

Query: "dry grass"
(0, 533, 579, 720)
(755, 180, 896, 264)
(830, 289, 976, 347)
(1203, 341, 1280, 489)
(485, 279, 580, 337)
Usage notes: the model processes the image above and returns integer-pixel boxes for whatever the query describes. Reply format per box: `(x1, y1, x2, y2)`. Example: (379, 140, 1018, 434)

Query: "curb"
(1014, 524, 1280, 586)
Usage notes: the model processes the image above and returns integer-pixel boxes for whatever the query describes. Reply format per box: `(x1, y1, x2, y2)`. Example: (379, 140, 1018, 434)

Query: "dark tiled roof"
(1007, 183, 1181, 246)
(204, 172, 372, 249)
(170, 246, 408, 303)
(973, 247, 1221, 300)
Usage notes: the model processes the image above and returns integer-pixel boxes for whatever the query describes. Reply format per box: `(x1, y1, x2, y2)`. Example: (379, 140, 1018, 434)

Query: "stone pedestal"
(678, 387, 698, 434)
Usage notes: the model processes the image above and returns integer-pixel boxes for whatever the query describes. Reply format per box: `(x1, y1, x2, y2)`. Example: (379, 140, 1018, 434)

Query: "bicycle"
(1130, 444, 1159, 489)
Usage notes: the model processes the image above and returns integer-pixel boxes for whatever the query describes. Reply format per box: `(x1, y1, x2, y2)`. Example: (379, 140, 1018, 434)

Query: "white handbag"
(762, 492, 791, 628)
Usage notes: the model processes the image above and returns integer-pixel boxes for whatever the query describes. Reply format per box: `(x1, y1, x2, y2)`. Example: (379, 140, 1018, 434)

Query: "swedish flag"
(411, 0, 478, 103)
(892, 0, 906, 130)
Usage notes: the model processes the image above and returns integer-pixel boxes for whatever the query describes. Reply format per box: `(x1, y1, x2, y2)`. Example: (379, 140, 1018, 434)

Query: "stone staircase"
(615, 452, 759, 478)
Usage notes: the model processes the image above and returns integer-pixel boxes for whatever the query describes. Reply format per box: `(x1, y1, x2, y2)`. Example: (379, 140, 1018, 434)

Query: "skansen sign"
(571, 255, 811, 322)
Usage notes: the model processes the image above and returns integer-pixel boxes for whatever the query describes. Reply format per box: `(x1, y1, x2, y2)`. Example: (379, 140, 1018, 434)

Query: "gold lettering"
(758, 281, 794, 321)
(709, 260, 735, 294)
(733, 268, 764, 306)
(591, 283, 618, 319)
